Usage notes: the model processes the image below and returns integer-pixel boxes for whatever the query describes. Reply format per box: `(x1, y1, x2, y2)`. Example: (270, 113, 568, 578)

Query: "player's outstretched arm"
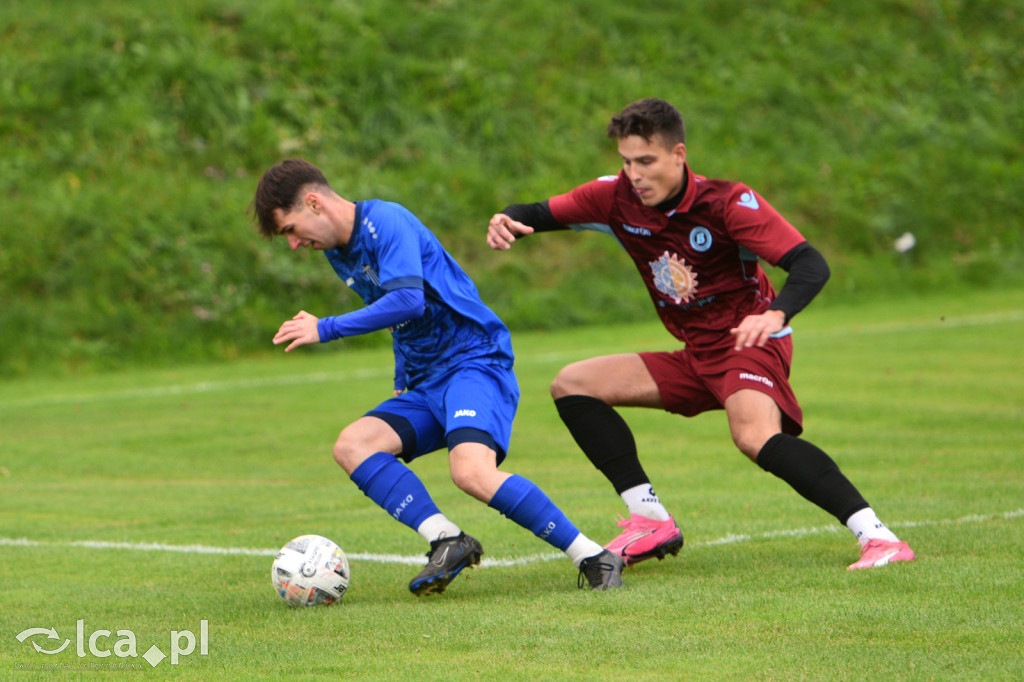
(273, 310, 321, 353)
(487, 213, 535, 250)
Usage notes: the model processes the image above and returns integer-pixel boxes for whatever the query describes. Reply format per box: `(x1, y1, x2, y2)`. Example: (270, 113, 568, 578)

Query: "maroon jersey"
(549, 166, 807, 350)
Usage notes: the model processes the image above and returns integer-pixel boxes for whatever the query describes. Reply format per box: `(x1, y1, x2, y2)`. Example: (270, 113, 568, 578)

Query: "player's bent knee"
(449, 461, 502, 503)
(332, 437, 357, 472)
(332, 431, 375, 474)
(450, 468, 487, 501)
(333, 417, 403, 474)
(550, 364, 592, 399)
(732, 431, 773, 462)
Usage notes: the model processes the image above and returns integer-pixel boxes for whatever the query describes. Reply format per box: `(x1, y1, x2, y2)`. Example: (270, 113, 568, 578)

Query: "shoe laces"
(426, 532, 460, 558)
(577, 555, 615, 589)
(858, 538, 885, 557)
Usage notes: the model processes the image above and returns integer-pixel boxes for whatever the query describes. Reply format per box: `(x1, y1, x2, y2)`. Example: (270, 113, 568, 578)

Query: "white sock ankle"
(565, 533, 605, 567)
(416, 514, 462, 543)
(620, 484, 671, 521)
(845, 507, 900, 545)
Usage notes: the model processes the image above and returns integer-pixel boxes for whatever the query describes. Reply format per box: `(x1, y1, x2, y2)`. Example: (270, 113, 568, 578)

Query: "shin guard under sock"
(756, 434, 869, 524)
(349, 452, 442, 532)
(488, 474, 580, 552)
(554, 395, 650, 494)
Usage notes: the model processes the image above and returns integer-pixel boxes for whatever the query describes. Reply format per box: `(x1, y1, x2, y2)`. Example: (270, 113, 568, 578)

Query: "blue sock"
(349, 453, 441, 532)
(488, 475, 580, 551)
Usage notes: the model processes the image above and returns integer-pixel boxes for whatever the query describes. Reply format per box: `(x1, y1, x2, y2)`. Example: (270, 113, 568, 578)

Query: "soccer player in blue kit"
(251, 158, 624, 594)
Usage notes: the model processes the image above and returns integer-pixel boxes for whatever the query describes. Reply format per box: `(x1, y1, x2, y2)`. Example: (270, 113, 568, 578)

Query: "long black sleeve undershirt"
(500, 201, 567, 232)
(769, 242, 830, 324)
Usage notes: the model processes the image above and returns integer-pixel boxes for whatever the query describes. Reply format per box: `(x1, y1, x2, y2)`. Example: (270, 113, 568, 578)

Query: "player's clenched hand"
(273, 310, 321, 352)
(487, 213, 534, 250)
(730, 310, 786, 351)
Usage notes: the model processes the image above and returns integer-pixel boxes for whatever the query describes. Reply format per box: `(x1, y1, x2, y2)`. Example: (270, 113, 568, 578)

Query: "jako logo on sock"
(392, 495, 414, 520)
(538, 521, 556, 541)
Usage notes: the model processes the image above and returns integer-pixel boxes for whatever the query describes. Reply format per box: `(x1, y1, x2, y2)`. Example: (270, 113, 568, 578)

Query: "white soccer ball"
(271, 534, 350, 607)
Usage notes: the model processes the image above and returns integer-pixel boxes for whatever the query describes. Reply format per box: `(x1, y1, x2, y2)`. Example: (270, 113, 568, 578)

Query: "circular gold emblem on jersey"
(649, 251, 698, 305)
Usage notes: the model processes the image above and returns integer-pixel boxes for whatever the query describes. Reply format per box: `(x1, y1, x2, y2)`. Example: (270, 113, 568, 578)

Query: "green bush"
(1, 0, 1021, 375)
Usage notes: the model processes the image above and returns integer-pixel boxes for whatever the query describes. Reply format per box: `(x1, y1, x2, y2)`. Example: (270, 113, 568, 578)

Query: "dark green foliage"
(2, 0, 1021, 375)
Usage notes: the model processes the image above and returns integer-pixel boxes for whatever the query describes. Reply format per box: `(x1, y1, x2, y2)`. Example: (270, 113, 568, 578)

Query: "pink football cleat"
(848, 539, 916, 570)
(604, 514, 684, 566)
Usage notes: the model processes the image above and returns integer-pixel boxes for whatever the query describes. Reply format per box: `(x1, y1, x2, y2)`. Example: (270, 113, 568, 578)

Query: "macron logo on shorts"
(739, 372, 774, 388)
(453, 409, 477, 418)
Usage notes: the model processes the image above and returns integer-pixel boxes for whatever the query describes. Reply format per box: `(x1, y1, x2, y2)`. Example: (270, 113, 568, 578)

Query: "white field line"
(2, 309, 1022, 411)
(2, 508, 1020, 568)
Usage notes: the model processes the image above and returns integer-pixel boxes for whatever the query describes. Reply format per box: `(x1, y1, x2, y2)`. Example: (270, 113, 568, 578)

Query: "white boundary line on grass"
(2, 507, 1021, 568)
(2, 310, 1022, 410)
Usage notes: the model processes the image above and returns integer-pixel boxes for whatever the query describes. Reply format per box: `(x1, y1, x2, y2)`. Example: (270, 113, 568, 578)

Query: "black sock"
(756, 433, 869, 524)
(554, 395, 650, 494)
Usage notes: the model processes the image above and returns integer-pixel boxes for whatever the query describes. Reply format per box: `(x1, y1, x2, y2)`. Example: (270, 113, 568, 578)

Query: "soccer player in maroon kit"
(487, 98, 915, 570)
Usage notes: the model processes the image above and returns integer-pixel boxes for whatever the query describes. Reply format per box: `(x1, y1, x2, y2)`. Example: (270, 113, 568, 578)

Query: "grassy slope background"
(1, 0, 1022, 375)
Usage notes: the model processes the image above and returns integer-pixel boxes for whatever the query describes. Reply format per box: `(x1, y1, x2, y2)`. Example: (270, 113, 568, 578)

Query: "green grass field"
(2, 288, 1022, 680)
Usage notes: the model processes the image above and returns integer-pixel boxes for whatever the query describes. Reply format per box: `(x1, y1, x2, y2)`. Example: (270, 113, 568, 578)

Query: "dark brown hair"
(607, 98, 686, 147)
(250, 158, 331, 238)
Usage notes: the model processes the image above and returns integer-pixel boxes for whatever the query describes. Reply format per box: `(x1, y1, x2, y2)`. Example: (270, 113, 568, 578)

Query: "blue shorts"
(366, 362, 519, 465)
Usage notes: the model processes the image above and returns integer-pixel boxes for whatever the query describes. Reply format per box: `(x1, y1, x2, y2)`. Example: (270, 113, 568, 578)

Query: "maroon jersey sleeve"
(548, 176, 619, 226)
(722, 184, 806, 265)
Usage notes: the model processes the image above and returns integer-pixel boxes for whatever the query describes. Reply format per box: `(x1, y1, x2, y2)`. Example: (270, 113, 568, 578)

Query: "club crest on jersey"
(649, 251, 698, 305)
(689, 226, 712, 252)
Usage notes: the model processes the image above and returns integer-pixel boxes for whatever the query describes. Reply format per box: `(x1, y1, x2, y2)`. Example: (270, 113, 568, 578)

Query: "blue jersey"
(323, 200, 513, 389)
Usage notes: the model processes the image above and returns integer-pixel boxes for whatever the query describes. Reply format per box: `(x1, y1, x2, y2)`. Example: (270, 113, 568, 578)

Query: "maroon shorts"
(639, 335, 803, 436)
